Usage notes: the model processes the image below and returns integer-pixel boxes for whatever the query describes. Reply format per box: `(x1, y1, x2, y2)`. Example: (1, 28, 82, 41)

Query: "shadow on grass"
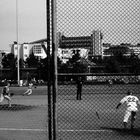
(0, 104, 36, 111)
(101, 127, 140, 136)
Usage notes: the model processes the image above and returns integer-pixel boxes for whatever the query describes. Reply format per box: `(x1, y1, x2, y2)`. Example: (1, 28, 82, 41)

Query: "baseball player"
(116, 91, 140, 130)
(76, 77, 83, 100)
(23, 82, 33, 96)
(0, 83, 11, 107)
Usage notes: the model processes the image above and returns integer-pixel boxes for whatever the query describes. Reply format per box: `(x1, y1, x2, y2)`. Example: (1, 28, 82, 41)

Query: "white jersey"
(120, 95, 140, 111)
(28, 83, 33, 89)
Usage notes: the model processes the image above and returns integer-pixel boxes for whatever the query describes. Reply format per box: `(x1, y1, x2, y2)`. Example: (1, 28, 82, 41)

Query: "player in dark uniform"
(76, 77, 83, 100)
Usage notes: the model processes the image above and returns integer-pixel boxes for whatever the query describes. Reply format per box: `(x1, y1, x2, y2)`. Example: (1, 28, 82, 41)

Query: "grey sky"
(0, 0, 140, 51)
(57, 0, 140, 45)
(0, 0, 46, 51)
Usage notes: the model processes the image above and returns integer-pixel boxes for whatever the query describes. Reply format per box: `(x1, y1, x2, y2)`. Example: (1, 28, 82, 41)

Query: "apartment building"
(129, 45, 140, 56)
(10, 42, 32, 61)
(10, 41, 47, 61)
(91, 30, 103, 56)
(58, 30, 103, 62)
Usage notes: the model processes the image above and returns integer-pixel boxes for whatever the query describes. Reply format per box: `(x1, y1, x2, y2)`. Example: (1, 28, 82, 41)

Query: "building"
(129, 44, 140, 57)
(30, 43, 47, 60)
(58, 33, 91, 63)
(10, 42, 32, 61)
(58, 30, 103, 63)
(91, 30, 103, 57)
(20, 43, 32, 61)
(102, 43, 111, 57)
(102, 43, 140, 58)
(10, 41, 47, 61)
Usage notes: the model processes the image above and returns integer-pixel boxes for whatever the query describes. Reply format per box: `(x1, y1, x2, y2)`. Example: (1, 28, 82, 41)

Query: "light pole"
(16, 0, 20, 85)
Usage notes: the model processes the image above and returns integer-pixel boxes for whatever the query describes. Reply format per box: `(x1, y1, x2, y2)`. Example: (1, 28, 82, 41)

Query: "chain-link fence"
(0, 0, 140, 140)
(55, 0, 140, 140)
(57, 0, 140, 44)
(57, 74, 140, 140)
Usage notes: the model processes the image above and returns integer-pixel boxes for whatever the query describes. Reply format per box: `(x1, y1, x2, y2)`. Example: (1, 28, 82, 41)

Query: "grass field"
(0, 84, 140, 140)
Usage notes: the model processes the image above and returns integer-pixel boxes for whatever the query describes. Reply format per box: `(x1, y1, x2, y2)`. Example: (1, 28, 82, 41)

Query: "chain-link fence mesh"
(57, 74, 140, 140)
(57, 0, 140, 44)
(56, 0, 140, 140)
(0, 0, 140, 140)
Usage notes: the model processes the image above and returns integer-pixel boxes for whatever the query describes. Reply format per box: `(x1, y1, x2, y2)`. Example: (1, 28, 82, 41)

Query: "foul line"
(0, 128, 46, 132)
(0, 128, 113, 133)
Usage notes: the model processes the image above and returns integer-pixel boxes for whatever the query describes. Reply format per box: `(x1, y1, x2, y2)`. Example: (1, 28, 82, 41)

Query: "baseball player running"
(116, 91, 140, 130)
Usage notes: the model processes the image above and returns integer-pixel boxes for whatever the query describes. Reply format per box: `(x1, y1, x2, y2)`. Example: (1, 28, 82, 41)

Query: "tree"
(69, 50, 81, 64)
(67, 51, 87, 73)
(35, 55, 62, 81)
(57, 56, 62, 68)
(105, 57, 121, 73)
(26, 53, 39, 67)
(129, 53, 140, 73)
(1, 53, 17, 80)
(106, 46, 130, 64)
(2, 53, 16, 68)
(19, 58, 26, 68)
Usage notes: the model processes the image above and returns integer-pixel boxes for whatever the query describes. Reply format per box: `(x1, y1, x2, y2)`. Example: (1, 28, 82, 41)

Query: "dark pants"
(77, 88, 82, 100)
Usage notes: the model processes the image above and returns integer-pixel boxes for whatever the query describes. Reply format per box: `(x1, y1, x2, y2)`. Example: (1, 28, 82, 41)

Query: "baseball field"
(0, 84, 140, 140)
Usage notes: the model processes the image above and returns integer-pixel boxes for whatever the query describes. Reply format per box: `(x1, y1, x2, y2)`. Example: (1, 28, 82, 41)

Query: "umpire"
(76, 76, 83, 100)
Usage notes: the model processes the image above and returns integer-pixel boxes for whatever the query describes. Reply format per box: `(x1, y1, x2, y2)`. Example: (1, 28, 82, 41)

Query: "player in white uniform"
(23, 82, 33, 96)
(116, 91, 140, 130)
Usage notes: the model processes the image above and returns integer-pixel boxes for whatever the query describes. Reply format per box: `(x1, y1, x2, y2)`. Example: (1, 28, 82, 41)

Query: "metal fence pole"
(46, 0, 52, 140)
(52, 0, 57, 139)
(47, 0, 57, 139)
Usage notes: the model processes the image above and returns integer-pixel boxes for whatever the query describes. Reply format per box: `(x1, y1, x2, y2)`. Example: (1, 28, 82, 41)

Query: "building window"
(35, 49, 42, 54)
(33, 45, 42, 54)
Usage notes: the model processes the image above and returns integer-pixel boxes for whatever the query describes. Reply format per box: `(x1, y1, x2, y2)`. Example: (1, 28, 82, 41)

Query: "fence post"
(46, 0, 52, 140)
(52, 0, 57, 140)
(47, 0, 57, 140)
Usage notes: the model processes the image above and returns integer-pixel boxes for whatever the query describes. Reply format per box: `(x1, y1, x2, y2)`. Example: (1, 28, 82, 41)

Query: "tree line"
(1, 46, 140, 81)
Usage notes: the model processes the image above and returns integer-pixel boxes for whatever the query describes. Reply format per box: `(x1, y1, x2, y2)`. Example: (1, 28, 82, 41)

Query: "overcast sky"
(0, 0, 140, 51)
(0, 0, 46, 51)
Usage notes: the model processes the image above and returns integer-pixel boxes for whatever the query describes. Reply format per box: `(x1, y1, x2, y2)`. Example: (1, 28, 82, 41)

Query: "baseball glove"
(10, 93, 14, 97)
